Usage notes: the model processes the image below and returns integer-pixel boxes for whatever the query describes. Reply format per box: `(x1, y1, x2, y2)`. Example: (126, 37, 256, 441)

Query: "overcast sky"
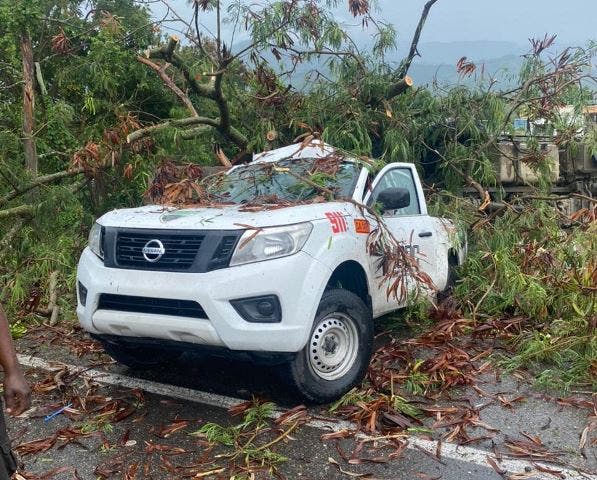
(153, 0, 596, 49)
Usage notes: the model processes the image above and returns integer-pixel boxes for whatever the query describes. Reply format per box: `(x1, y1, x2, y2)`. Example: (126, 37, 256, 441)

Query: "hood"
(97, 202, 352, 230)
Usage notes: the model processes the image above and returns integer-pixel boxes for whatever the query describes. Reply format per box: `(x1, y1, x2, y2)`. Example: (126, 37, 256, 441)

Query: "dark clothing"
(0, 408, 17, 480)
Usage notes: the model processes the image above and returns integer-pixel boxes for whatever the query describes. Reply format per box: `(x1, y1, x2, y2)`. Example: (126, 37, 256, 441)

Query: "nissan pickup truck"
(76, 141, 466, 403)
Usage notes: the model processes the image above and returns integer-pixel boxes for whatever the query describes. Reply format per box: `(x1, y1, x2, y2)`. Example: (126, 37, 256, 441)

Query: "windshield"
(204, 157, 359, 204)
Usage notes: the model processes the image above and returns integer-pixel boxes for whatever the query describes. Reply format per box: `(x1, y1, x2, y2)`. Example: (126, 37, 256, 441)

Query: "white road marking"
(18, 354, 589, 480)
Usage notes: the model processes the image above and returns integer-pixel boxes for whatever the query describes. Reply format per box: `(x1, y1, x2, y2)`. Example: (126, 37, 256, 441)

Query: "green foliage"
(0, 0, 164, 319)
(190, 399, 289, 477)
(328, 387, 374, 413)
(454, 206, 596, 389)
(403, 360, 431, 396)
(9, 321, 27, 339)
(392, 394, 423, 418)
(194, 422, 236, 446)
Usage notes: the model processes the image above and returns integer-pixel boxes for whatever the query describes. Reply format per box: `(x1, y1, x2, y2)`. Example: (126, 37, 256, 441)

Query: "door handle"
(418, 231, 432, 238)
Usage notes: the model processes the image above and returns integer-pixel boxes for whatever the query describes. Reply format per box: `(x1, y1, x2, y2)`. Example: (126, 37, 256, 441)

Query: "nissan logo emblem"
(142, 239, 166, 262)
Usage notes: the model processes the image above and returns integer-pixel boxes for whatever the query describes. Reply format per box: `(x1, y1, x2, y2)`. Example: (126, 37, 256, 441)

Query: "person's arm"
(0, 305, 31, 415)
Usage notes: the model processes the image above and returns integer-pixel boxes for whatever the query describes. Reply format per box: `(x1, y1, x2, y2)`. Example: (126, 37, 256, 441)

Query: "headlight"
(88, 222, 104, 260)
(230, 222, 313, 266)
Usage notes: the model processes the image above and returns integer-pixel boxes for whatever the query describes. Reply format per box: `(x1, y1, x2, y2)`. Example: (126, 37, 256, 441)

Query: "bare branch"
(396, 0, 440, 79)
(146, 35, 216, 99)
(137, 56, 198, 116)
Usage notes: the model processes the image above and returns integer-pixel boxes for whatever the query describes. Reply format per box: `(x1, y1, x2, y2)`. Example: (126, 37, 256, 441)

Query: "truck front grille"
(116, 232, 204, 271)
(104, 228, 243, 273)
(98, 294, 208, 319)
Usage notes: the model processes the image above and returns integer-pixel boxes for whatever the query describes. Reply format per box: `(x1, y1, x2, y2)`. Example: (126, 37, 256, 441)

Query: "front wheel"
(283, 289, 373, 403)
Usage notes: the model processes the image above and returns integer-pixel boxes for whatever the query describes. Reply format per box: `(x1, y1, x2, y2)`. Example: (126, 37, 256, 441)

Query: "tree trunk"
(20, 32, 37, 176)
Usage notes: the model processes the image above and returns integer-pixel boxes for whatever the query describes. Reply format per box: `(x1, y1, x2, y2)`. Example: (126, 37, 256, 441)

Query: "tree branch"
(396, 0, 439, 79)
(0, 204, 35, 220)
(421, 140, 490, 211)
(126, 116, 220, 143)
(137, 56, 198, 116)
(138, 26, 248, 150)
(386, 75, 414, 100)
(146, 35, 216, 99)
(0, 167, 84, 208)
(0, 218, 25, 254)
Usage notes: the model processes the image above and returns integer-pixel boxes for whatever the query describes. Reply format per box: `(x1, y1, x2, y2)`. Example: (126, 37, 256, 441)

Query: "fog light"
(231, 295, 281, 323)
(256, 300, 275, 316)
(78, 281, 88, 307)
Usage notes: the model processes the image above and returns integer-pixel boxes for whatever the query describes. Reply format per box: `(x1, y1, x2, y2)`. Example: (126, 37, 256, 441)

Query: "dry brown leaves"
(145, 161, 206, 204)
(329, 299, 505, 453)
(50, 29, 70, 55)
(367, 228, 435, 304)
(456, 56, 477, 77)
(310, 154, 343, 177)
(15, 425, 94, 456)
(502, 432, 566, 464)
(570, 205, 597, 229)
(23, 324, 104, 359)
(430, 406, 498, 444)
(332, 394, 421, 434)
(530, 34, 557, 56)
(368, 303, 489, 396)
(72, 114, 149, 177)
(348, 0, 370, 17)
(15, 466, 82, 480)
(331, 432, 409, 470)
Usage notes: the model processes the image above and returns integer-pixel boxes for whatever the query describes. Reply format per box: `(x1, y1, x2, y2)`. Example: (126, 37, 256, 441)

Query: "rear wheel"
(283, 289, 373, 404)
(101, 341, 182, 369)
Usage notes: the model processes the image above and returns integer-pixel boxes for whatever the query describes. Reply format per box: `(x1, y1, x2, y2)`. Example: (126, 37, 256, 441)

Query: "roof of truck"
(251, 140, 343, 164)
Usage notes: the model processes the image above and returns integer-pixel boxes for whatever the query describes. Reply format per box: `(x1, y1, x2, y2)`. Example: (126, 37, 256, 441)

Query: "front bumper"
(76, 248, 331, 352)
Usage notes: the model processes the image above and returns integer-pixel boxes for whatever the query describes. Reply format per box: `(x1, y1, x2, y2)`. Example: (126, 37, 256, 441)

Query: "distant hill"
(410, 41, 526, 65)
(232, 40, 549, 90)
(405, 41, 526, 88)
(409, 54, 524, 88)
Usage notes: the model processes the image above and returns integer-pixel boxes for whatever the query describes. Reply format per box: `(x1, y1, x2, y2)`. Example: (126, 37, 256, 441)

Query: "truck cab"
(77, 141, 465, 402)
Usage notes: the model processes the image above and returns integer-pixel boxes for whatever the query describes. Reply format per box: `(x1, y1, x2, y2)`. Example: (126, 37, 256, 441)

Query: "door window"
(369, 168, 421, 215)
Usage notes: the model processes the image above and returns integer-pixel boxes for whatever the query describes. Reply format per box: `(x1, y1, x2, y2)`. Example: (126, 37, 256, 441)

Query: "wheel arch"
(324, 260, 372, 313)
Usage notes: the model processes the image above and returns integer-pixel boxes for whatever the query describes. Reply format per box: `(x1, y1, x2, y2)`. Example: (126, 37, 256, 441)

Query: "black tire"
(101, 340, 182, 369)
(282, 289, 373, 404)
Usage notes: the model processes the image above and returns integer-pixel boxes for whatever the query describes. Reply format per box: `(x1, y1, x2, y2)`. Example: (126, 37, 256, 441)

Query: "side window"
(368, 168, 421, 215)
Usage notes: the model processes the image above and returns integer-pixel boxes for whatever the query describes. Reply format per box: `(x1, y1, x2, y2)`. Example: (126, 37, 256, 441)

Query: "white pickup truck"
(77, 142, 465, 402)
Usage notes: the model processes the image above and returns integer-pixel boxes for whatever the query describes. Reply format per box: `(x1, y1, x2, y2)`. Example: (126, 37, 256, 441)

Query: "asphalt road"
(6, 335, 595, 480)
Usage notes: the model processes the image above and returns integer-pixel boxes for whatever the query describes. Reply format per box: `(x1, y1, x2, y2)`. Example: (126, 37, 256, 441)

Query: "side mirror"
(377, 188, 410, 212)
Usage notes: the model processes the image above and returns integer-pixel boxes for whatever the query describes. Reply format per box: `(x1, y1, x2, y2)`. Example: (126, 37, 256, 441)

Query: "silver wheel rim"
(308, 312, 359, 381)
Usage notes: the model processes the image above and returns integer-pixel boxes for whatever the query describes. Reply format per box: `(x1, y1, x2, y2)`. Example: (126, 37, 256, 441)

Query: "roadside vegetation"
(0, 0, 595, 421)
